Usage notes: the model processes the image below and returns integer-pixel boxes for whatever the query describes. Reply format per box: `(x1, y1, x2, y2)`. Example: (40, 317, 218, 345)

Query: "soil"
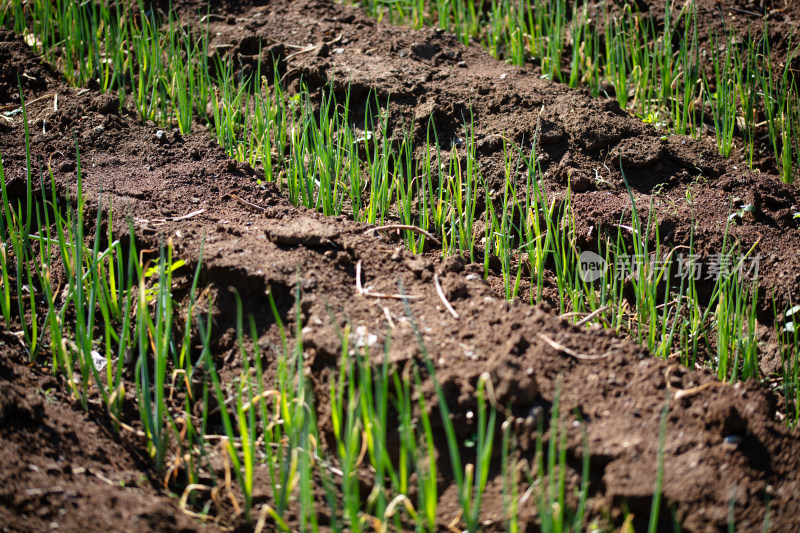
(2, 1, 800, 532)
(0, 331, 211, 533)
(187, 0, 800, 365)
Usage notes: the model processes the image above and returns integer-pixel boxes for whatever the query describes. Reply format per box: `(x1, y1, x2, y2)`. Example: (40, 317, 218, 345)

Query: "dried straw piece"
(365, 224, 442, 245)
(356, 260, 421, 300)
(434, 273, 459, 318)
(537, 332, 615, 361)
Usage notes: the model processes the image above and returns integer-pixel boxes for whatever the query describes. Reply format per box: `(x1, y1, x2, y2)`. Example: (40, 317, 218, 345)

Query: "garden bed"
(2, 1, 800, 531)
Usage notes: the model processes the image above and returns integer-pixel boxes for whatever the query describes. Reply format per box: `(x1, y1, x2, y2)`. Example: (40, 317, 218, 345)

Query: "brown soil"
(2, 1, 800, 532)
(0, 331, 215, 533)
(189, 0, 800, 366)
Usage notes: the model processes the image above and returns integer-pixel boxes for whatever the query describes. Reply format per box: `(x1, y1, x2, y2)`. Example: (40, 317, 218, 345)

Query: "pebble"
(722, 434, 743, 450)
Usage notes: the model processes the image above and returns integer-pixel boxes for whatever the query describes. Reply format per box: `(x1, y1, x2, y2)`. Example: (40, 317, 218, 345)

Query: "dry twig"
(365, 224, 441, 245)
(665, 364, 723, 400)
(179, 485, 214, 521)
(136, 209, 206, 227)
(575, 305, 610, 327)
(558, 305, 610, 326)
(447, 509, 463, 533)
(434, 273, 459, 318)
(537, 332, 615, 361)
(230, 193, 266, 212)
(285, 44, 317, 61)
(377, 302, 396, 328)
(356, 260, 421, 300)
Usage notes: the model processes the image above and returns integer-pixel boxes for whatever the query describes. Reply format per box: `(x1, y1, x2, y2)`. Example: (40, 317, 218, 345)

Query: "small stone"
(723, 434, 743, 446)
(154, 130, 167, 143)
(722, 434, 743, 451)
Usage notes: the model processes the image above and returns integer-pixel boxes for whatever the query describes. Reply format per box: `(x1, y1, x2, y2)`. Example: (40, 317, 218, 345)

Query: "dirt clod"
(2, 2, 800, 531)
